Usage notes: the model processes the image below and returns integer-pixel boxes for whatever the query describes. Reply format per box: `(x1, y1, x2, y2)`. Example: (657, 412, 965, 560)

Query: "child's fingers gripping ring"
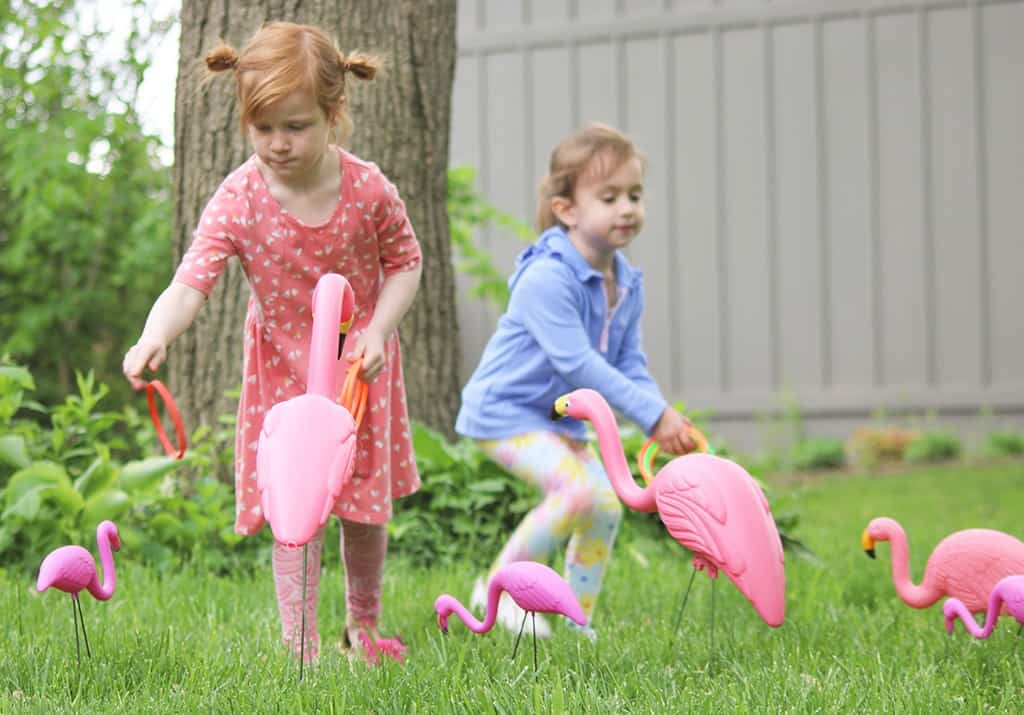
(637, 427, 710, 484)
(146, 379, 187, 459)
(339, 358, 368, 429)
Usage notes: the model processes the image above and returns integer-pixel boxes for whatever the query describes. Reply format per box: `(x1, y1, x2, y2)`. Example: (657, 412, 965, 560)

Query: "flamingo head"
(337, 279, 356, 359)
(433, 595, 455, 634)
(100, 520, 122, 552)
(862, 517, 902, 559)
(550, 389, 601, 421)
(942, 600, 959, 633)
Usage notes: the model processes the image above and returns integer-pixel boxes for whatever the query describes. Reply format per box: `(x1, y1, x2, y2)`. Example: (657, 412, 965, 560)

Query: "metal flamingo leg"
(672, 567, 699, 636)
(532, 612, 538, 673)
(511, 611, 528, 662)
(299, 544, 307, 682)
(75, 597, 92, 658)
(71, 596, 81, 671)
(710, 578, 717, 655)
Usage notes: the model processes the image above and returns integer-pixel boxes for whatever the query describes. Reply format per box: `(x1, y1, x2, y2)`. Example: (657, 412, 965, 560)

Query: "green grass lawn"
(3, 462, 1023, 713)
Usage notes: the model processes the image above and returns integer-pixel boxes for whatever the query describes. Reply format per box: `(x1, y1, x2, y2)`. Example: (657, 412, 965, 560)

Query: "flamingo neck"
(307, 279, 342, 398)
(581, 394, 657, 512)
(948, 598, 995, 638)
(975, 586, 1005, 637)
(88, 525, 117, 601)
(437, 595, 493, 634)
(884, 526, 939, 608)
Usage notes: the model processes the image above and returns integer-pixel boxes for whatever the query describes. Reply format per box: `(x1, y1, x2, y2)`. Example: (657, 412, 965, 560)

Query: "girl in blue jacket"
(455, 123, 696, 639)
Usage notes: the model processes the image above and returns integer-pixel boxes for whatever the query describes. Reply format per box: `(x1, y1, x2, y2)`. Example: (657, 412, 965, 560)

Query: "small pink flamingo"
(36, 520, 121, 668)
(862, 517, 1024, 613)
(943, 575, 1024, 639)
(551, 389, 786, 633)
(256, 272, 364, 677)
(434, 561, 586, 670)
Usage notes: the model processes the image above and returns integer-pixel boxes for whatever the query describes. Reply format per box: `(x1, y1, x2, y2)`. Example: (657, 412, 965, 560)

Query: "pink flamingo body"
(434, 561, 586, 634)
(257, 273, 358, 548)
(553, 389, 785, 628)
(862, 517, 1024, 613)
(944, 575, 1024, 638)
(37, 520, 120, 600)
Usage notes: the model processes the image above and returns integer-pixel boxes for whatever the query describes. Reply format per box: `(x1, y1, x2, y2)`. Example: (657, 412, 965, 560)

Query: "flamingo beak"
(861, 530, 876, 559)
(338, 317, 354, 359)
(550, 395, 570, 421)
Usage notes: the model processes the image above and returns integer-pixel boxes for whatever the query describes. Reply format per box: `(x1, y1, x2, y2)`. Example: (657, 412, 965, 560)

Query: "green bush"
(904, 431, 961, 464)
(985, 431, 1024, 458)
(389, 423, 538, 567)
(790, 437, 846, 471)
(0, 360, 263, 574)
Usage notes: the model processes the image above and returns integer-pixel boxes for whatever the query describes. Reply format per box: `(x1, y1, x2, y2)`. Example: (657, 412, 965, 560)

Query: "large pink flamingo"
(943, 575, 1024, 639)
(256, 272, 365, 676)
(36, 520, 121, 667)
(435, 561, 586, 670)
(551, 388, 785, 630)
(862, 517, 1024, 613)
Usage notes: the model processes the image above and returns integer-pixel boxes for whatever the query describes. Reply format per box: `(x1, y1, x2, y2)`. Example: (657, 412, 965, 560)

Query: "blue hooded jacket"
(455, 226, 667, 442)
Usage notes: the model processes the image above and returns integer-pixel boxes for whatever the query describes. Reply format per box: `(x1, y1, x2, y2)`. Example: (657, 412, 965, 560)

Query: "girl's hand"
(123, 338, 167, 390)
(651, 406, 698, 456)
(348, 328, 387, 382)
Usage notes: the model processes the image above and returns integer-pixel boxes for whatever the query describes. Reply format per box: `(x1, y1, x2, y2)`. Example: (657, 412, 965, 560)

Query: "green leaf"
(82, 489, 132, 525)
(45, 484, 84, 515)
(3, 461, 70, 509)
(1, 484, 46, 520)
(467, 478, 507, 494)
(0, 366, 35, 390)
(411, 423, 458, 469)
(73, 457, 116, 498)
(150, 512, 183, 537)
(0, 434, 30, 469)
(119, 455, 180, 491)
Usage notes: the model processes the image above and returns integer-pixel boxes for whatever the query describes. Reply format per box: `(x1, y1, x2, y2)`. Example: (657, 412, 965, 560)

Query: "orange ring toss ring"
(637, 427, 710, 484)
(339, 358, 368, 429)
(146, 379, 187, 459)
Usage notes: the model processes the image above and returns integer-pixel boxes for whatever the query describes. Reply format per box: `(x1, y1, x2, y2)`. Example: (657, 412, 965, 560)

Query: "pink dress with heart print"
(173, 147, 422, 535)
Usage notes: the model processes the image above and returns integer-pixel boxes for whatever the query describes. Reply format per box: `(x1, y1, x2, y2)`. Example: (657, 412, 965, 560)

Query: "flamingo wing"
(653, 460, 730, 569)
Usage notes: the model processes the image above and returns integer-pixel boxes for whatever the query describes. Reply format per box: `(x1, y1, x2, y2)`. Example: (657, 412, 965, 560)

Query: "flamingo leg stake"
(299, 544, 307, 681)
(70, 598, 81, 671)
(508, 608, 541, 673)
(672, 567, 698, 637)
(532, 613, 538, 672)
(76, 597, 92, 659)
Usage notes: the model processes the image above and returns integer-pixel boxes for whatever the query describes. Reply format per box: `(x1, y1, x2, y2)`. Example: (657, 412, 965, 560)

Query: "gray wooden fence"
(449, 0, 1024, 449)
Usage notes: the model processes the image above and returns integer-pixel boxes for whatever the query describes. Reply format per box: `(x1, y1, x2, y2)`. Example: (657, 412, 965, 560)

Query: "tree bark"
(171, 0, 459, 475)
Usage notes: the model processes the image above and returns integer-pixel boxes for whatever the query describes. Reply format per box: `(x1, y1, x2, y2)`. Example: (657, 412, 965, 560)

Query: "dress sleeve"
(372, 171, 422, 276)
(173, 184, 243, 297)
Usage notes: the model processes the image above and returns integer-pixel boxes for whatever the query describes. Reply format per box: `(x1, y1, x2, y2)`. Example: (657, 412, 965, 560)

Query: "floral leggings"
(477, 431, 623, 623)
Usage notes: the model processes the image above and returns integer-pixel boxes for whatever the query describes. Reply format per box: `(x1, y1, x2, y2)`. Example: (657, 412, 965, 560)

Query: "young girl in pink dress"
(122, 22, 422, 664)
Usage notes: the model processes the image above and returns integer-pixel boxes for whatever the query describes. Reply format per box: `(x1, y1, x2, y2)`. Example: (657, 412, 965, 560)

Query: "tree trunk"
(171, 0, 460, 475)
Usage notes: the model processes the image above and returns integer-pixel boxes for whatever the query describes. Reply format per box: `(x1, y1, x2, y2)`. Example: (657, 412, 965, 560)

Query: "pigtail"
(205, 44, 240, 73)
(339, 51, 381, 81)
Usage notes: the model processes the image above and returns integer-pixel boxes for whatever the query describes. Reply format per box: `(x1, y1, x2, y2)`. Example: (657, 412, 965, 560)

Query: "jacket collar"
(537, 226, 640, 288)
